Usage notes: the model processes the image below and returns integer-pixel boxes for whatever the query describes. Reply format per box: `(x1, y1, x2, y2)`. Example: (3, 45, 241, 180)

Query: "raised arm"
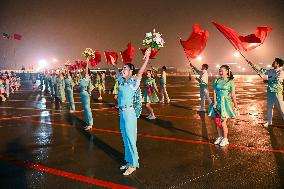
(137, 48, 151, 79)
(189, 62, 202, 75)
(247, 61, 268, 75)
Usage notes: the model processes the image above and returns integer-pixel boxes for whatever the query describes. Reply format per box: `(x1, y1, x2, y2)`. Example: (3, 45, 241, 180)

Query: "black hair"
(146, 70, 155, 78)
(220, 65, 234, 80)
(162, 66, 167, 71)
(202, 64, 209, 70)
(275, 58, 284, 67)
(125, 63, 136, 76)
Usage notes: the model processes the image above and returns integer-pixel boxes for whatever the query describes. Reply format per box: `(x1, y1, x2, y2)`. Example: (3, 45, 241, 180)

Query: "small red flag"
(212, 21, 272, 51)
(140, 48, 160, 59)
(120, 42, 135, 64)
(89, 51, 102, 67)
(180, 24, 209, 59)
(14, 33, 22, 40)
(104, 51, 118, 65)
(80, 60, 87, 69)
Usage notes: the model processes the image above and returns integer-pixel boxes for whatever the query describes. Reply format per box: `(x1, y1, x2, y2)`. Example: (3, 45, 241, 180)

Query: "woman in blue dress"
(117, 48, 151, 176)
(79, 65, 94, 130)
(64, 70, 75, 112)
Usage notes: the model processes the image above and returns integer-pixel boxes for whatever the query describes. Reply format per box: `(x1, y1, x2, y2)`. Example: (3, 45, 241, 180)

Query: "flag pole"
(179, 36, 198, 78)
(238, 51, 264, 80)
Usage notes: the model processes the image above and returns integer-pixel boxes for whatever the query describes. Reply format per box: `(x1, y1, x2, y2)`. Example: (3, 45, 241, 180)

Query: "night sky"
(1, 0, 284, 71)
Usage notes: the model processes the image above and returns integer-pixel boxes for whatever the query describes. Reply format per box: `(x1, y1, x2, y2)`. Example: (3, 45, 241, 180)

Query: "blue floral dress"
(208, 78, 237, 120)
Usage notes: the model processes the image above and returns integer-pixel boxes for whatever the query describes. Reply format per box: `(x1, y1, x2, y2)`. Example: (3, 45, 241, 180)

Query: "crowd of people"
(0, 71, 21, 102)
(1, 51, 283, 176)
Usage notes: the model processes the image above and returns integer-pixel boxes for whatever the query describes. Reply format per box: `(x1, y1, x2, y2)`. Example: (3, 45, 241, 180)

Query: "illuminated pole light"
(216, 64, 220, 68)
(266, 65, 271, 68)
(242, 67, 246, 71)
(238, 66, 241, 69)
(52, 58, 58, 62)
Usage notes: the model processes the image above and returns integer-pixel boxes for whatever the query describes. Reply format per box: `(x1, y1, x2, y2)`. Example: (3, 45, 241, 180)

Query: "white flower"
(155, 36, 164, 45)
(146, 32, 152, 37)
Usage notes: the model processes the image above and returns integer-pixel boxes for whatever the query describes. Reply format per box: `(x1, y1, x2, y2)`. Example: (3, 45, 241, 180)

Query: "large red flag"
(104, 51, 118, 65)
(212, 22, 272, 51)
(140, 48, 160, 59)
(89, 51, 102, 67)
(180, 24, 209, 58)
(120, 42, 135, 64)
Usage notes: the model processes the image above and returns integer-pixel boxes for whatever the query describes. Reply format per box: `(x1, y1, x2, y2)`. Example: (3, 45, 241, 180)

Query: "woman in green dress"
(112, 72, 119, 108)
(95, 72, 103, 100)
(144, 70, 159, 119)
(208, 65, 238, 147)
(57, 72, 66, 103)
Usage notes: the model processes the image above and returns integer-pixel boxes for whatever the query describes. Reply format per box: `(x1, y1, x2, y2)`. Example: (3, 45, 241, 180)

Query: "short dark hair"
(275, 58, 284, 67)
(162, 66, 167, 71)
(202, 64, 209, 70)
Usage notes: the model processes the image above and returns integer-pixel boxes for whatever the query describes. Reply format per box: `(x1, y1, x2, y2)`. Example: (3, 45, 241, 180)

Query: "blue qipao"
(118, 74, 142, 168)
(79, 77, 94, 126)
(64, 76, 75, 111)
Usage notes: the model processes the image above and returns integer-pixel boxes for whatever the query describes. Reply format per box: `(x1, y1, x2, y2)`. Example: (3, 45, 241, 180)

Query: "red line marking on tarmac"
(9, 119, 284, 154)
(0, 156, 136, 189)
(0, 108, 115, 121)
(0, 112, 63, 121)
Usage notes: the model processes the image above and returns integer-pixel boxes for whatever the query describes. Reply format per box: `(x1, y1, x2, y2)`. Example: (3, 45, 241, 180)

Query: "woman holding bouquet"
(80, 50, 95, 130)
(117, 48, 151, 176)
(208, 65, 239, 147)
(144, 70, 159, 119)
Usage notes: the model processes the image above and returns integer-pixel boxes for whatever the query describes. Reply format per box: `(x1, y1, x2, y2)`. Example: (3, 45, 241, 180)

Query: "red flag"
(212, 22, 272, 51)
(14, 34, 22, 40)
(140, 48, 160, 59)
(68, 65, 75, 71)
(120, 42, 135, 64)
(89, 51, 102, 67)
(80, 60, 87, 69)
(180, 24, 209, 59)
(104, 51, 118, 65)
